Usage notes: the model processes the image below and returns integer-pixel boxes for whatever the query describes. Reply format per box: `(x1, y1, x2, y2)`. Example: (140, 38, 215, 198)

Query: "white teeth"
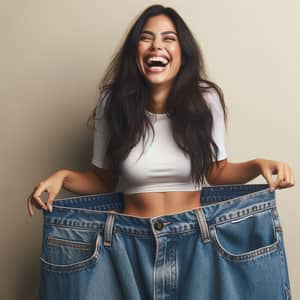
(146, 56, 169, 64)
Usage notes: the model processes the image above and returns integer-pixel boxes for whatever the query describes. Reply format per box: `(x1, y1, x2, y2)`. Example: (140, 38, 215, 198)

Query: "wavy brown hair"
(87, 4, 227, 187)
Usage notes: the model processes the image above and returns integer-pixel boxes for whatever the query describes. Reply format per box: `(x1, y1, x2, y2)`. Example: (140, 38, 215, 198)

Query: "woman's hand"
(254, 158, 295, 191)
(27, 170, 68, 217)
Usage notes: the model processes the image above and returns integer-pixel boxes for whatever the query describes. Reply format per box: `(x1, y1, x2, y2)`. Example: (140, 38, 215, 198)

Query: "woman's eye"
(164, 37, 176, 41)
(139, 36, 176, 42)
(140, 36, 151, 41)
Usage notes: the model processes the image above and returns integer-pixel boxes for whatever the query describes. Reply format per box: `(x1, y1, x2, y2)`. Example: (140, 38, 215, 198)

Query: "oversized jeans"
(38, 184, 291, 300)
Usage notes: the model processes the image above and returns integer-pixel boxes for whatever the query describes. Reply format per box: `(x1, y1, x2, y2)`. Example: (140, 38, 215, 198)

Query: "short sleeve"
(204, 89, 227, 161)
(91, 93, 110, 169)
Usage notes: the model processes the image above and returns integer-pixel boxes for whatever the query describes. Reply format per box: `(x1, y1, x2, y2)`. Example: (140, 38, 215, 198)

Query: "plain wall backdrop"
(1, 0, 299, 299)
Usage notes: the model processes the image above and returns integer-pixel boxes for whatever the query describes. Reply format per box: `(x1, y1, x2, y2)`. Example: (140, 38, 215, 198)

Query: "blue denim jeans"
(38, 184, 291, 300)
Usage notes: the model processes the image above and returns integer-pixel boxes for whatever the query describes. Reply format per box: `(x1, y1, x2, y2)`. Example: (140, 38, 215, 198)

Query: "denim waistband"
(45, 184, 275, 239)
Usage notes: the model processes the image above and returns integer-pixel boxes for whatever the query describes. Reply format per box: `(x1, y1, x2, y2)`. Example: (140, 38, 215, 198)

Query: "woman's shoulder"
(98, 88, 111, 105)
(199, 81, 221, 103)
(198, 81, 225, 118)
(95, 88, 111, 117)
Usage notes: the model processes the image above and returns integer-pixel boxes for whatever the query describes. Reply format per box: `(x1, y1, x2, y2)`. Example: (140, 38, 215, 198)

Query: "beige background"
(1, 0, 299, 299)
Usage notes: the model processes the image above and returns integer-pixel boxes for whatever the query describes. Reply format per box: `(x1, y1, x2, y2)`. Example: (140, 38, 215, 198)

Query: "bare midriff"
(122, 190, 201, 217)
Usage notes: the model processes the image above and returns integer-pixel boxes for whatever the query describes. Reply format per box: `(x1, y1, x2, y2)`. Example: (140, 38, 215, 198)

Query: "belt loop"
(103, 213, 115, 247)
(195, 208, 210, 244)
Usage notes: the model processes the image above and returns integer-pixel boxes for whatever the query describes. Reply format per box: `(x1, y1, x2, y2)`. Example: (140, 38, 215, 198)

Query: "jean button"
(154, 220, 164, 230)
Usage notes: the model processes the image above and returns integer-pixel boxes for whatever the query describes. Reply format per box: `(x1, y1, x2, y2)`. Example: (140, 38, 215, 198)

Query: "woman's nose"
(150, 39, 163, 51)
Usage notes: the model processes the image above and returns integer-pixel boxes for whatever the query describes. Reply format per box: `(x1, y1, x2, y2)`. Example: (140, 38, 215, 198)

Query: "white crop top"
(91, 89, 227, 194)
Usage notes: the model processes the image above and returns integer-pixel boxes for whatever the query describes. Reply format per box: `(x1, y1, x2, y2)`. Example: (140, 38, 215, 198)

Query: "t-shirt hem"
(123, 185, 202, 195)
(214, 152, 227, 162)
(91, 159, 109, 169)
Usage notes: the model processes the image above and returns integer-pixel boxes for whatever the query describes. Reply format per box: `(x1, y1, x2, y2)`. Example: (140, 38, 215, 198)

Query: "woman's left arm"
(206, 158, 295, 190)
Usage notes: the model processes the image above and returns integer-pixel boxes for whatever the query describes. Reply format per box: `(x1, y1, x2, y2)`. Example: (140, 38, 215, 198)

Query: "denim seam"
(272, 206, 283, 232)
(44, 221, 155, 237)
(44, 220, 204, 236)
(202, 187, 273, 210)
(153, 231, 159, 300)
(40, 233, 101, 273)
(209, 224, 279, 262)
(44, 220, 100, 231)
(194, 208, 210, 244)
(214, 201, 275, 225)
(51, 184, 267, 204)
(104, 214, 115, 247)
(47, 244, 52, 263)
(284, 283, 291, 300)
(270, 206, 291, 294)
(47, 237, 92, 250)
(51, 188, 272, 217)
(170, 245, 177, 292)
(51, 206, 122, 215)
(274, 227, 292, 298)
(50, 185, 270, 208)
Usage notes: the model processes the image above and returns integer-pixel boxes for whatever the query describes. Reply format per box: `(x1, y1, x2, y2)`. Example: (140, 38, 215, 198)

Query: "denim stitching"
(104, 214, 115, 247)
(47, 237, 92, 250)
(284, 284, 291, 300)
(272, 206, 283, 232)
(275, 229, 292, 299)
(194, 208, 210, 244)
(209, 224, 279, 262)
(45, 221, 101, 231)
(215, 201, 275, 225)
(170, 245, 177, 292)
(153, 228, 159, 300)
(40, 233, 101, 273)
(202, 187, 273, 210)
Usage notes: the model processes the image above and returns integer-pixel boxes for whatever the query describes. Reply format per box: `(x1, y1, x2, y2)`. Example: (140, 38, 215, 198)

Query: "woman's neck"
(149, 83, 171, 113)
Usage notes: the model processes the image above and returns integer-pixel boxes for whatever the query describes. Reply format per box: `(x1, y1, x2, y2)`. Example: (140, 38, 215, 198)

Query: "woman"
(28, 5, 295, 300)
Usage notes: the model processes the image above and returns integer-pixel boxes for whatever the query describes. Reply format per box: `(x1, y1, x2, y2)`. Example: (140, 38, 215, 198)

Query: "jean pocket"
(40, 225, 102, 272)
(209, 207, 280, 262)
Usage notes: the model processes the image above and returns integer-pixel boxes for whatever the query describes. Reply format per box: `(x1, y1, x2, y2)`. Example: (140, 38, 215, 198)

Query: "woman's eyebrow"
(140, 30, 178, 36)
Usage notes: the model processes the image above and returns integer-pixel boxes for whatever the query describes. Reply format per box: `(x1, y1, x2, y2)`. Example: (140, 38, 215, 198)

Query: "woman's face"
(136, 14, 182, 90)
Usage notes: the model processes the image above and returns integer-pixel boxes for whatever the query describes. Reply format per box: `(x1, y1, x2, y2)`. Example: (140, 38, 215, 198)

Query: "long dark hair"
(88, 4, 227, 187)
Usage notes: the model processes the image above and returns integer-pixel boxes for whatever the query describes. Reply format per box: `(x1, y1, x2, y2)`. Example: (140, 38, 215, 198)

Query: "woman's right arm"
(28, 92, 115, 216)
(27, 166, 118, 216)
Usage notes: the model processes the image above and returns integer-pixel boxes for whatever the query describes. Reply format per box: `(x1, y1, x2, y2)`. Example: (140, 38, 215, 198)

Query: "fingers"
(278, 163, 295, 189)
(272, 162, 285, 190)
(27, 192, 35, 217)
(27, 182, 48, 217)
(263, 168, 276, 191)
(290, 168, 296, 186)
(271, 162, 295, 190)
(46, 192, 57, 213)
(261, 160, 295, 191)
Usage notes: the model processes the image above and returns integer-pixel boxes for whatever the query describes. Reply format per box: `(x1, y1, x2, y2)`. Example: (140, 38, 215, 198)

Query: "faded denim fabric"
(38, 184, 291, 300)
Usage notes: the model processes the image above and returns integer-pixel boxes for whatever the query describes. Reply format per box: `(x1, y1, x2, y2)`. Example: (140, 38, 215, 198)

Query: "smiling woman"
(28, 4, 294, 300)
(136, 15, 182, 91)
(90, 7, 231, 217)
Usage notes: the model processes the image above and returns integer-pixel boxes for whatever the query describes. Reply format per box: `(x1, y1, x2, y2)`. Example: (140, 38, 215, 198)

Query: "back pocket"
(40, 225, 101, 272)
(210, 208, 279, 262)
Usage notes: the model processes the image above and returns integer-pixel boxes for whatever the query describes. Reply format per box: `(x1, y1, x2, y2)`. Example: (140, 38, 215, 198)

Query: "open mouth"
(144, 56, 170, 69)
